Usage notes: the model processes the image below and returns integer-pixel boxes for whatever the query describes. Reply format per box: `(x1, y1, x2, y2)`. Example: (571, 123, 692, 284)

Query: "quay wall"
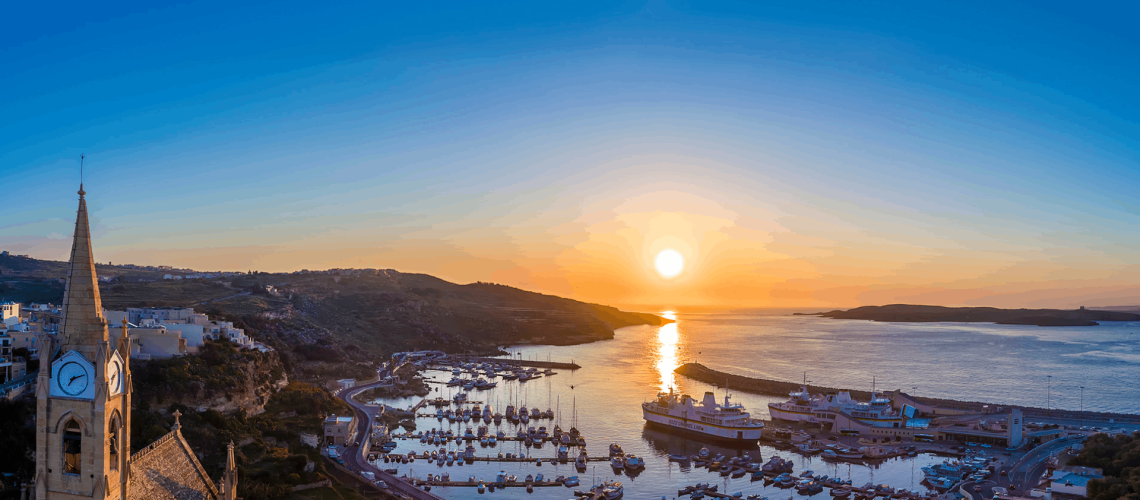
(674, 362, 875, 401)
(674, 363, 1140, 424)
(459, 356, 580, 370)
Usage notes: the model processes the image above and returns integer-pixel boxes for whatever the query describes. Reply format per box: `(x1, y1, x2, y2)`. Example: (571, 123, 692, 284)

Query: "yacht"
(558, 444, 569, 461)
(575, 451, 588, 470)
(642, 388, 764, 440)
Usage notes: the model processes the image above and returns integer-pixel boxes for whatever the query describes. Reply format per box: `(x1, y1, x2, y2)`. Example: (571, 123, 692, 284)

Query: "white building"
(1, 301, 20, 320)
(1048, 466, 1103, 497)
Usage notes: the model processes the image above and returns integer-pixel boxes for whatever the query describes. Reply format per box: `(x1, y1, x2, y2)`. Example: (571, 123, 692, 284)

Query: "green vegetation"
(133, 382, 351, 500)
(1070, 432, 1140, 499)
(0, 399, 34, 496)
(283, 484, 368, 500)
(131, 339, 285, 406)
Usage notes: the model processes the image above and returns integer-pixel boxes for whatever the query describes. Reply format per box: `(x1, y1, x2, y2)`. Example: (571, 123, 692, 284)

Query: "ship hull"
(642, 408, 763, 441)
(768, 405, 819, 424)
(768, 405, 904, 428)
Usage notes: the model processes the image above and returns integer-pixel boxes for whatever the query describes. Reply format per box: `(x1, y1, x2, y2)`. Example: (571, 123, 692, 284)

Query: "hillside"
(0, 254, 672, 374)
(811, 304, 1140, 326)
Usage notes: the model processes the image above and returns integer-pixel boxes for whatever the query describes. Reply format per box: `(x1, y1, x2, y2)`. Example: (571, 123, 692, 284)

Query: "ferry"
(768, 385, 906, 428)
(641, 388, 764, 441)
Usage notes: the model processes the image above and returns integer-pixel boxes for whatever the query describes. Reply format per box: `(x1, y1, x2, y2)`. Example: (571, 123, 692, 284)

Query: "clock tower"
(36, 184, 133, 499)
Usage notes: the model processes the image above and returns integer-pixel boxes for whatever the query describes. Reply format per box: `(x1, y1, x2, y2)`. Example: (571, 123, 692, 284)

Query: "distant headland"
(796, 304, 1140, 326)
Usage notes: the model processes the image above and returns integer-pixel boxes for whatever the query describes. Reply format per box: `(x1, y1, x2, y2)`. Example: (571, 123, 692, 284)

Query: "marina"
(349, 312, 1139, 499)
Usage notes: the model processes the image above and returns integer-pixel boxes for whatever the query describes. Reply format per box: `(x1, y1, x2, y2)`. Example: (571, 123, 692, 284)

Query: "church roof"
(60, 185, 108, 353)
(127, 429, 219, 500)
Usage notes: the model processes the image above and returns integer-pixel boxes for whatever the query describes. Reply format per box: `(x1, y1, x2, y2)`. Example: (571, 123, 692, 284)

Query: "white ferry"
(768, 386, 905, 428)
(641, 388, 764, 441)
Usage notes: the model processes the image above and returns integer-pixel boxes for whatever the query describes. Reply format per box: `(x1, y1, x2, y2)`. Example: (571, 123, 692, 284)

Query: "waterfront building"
(32, 184, 238, 499)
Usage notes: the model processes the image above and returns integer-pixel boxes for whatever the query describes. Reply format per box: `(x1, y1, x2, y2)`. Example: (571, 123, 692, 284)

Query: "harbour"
(345, 311, 1140, 499)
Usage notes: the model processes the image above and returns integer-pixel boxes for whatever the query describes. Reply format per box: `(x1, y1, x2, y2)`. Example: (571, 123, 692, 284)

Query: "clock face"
(108, 360, 122, 395)
(58, 361, 90, 396)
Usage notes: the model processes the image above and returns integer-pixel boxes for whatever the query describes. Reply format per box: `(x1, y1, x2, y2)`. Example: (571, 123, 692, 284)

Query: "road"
(335, 362, 445, 500)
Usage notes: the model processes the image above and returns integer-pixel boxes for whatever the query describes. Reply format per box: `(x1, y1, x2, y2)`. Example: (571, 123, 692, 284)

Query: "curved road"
(959, 437, 1084, 500)
(335, 362, 445, 500)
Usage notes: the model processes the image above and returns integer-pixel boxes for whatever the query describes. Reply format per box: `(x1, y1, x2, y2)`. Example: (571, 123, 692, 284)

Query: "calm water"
(368, 311, 1140, 499)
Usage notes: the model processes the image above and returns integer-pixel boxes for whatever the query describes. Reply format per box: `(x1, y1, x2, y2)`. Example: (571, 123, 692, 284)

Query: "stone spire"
(221, 440, 238, 500)
(60, 184, 108, 357)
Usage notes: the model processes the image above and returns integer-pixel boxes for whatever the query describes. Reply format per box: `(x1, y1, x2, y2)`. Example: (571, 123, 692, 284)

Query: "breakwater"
(674, 362, 875, 400)
(674, 363, 1140, 424)
(460, 356, 580, 370)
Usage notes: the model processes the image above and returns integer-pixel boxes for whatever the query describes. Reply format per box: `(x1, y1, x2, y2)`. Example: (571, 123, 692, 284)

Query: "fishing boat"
(620, 454, 644, 470)
(602, 480, 624, 500)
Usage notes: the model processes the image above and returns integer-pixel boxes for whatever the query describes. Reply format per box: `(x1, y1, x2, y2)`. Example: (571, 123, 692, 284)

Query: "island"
(807, 304, 1140, 326)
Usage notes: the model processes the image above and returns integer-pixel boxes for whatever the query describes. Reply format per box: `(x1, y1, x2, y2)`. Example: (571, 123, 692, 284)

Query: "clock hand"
(69, 374, 86, 385)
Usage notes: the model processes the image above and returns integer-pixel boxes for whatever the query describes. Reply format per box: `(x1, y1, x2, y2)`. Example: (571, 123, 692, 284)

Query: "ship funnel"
(702, 392, 717, 408)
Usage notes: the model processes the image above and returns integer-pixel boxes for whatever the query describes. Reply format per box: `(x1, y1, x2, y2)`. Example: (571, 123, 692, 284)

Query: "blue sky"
(2, 0, 1139, 308)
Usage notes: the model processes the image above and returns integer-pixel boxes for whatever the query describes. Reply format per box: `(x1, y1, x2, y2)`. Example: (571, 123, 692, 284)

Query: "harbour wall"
(458, 356, 580, 370)
(674, 363, 1140, 424)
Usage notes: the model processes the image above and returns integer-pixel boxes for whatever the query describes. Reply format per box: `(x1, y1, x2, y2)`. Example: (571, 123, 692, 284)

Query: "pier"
(456, 355, 580, 370)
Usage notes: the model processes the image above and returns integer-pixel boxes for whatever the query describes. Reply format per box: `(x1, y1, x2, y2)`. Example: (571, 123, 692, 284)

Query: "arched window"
(108, 417, 120, 471)
(63, 420, 82, 475)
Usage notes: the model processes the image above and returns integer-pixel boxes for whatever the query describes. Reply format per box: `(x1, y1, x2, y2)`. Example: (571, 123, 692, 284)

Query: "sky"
(2, 1, 1139, 310)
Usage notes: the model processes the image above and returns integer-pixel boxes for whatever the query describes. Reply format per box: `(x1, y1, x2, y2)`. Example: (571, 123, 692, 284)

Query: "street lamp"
(1047, 375, 1052, 412)
(1080, 386, 1085, 427)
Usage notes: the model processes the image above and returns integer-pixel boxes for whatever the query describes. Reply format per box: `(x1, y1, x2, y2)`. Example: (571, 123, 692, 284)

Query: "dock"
(456, 356, 580, 370)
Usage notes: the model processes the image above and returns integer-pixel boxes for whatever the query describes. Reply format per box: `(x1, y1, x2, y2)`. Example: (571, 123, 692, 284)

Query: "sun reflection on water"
(656, 311, 679, 392)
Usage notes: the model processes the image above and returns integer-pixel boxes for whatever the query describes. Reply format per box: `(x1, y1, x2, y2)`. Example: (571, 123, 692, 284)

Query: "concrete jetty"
(457, 355, 581, 370)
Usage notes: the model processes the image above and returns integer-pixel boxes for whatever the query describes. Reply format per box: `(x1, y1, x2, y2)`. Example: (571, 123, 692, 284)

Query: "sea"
(370, 311, 1140, 499)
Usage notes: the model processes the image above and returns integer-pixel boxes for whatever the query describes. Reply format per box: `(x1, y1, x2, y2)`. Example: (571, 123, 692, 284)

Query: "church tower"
(35, 184, 132, 499)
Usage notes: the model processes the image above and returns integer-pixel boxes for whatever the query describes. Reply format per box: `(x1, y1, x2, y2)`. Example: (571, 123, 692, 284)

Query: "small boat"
(624, 454, 645, 470)
(668, 454, 690, 462)
(602, 480, 624, 500)
(697, 447, 711, 459)
(611, 456, 624, 469)
(477, 482, 485, 493)
(609, 443, 624, 456)
(563, 476, 580, 487)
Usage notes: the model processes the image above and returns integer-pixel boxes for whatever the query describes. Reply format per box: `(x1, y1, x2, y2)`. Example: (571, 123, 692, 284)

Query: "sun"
(654, 249, 684, 278)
